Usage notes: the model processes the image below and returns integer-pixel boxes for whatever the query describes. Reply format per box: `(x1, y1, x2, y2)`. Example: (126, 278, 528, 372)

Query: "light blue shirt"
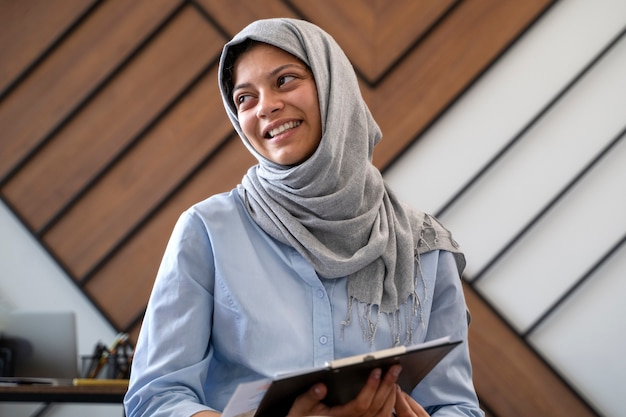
(124, 190, 483, 417)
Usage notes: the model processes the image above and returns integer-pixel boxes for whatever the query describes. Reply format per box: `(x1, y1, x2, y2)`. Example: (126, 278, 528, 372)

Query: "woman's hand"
(287, 365, 402, 417)
(393, 388, 429, 417)
(286, 382, 328, 417)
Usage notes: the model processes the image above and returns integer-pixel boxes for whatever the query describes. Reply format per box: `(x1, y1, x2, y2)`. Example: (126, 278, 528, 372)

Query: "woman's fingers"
(287, 383, 328, 417)
(334, 365, 401, 417)
(289, 366, 406, 417)
(394, 387, 412, 417)
(394, 389, 429, 417)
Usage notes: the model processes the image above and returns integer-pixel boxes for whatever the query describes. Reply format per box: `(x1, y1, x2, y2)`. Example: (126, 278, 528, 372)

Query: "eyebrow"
(232, 63, 309, 94)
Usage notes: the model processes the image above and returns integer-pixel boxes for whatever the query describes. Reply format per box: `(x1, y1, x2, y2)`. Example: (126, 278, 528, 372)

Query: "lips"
(264, 120, 302, 138)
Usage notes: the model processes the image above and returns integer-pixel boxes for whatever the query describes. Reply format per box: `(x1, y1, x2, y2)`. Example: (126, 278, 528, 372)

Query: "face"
(232, 43, 322, 166)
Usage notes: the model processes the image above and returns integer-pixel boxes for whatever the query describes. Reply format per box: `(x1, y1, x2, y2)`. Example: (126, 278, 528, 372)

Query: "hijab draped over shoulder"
(218, 18, 464, 345)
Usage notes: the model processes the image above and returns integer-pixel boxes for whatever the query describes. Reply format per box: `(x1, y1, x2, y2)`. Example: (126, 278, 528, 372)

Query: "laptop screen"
(0, 310, 79, 379)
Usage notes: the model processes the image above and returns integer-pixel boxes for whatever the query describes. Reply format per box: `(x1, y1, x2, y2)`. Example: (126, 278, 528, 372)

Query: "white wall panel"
(384, 0, 626, 218)
(442, 33, 626, 277)
(384, 0, 626, 415)
(530, 244, 626, 417)
(0, 201, 121, 415)
(477, 130, 626, 330)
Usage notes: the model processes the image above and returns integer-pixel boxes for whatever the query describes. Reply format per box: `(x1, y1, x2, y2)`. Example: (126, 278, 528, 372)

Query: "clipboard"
(222, 336, 462, 417)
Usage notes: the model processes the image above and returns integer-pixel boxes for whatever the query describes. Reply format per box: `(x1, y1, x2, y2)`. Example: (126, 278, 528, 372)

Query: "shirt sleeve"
(124, 211, 217, 417)
(412, 250, 484, 417)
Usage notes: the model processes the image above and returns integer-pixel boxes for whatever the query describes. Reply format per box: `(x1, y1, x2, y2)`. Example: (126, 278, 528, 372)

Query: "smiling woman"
(231, 42, 322, 166)
(123, 18, 483, 417)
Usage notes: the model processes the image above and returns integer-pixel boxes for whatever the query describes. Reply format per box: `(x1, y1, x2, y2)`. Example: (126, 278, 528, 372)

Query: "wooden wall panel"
(464, 283, 598, 417)
(43, 66, 230, 279)
(0, 0, 96, 93)
(1, 1, 599, 416)
(195, 0, 298, 33)
(370, 0, 552, 168)
(0, 0, 181, 181)
(4, 3, 217, 233)
(290, 0, 458, 83)
(83, 135, 254, 330)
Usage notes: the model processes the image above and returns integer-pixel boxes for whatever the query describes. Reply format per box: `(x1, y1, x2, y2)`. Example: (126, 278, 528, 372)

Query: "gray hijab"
(218, 18, 464, 344)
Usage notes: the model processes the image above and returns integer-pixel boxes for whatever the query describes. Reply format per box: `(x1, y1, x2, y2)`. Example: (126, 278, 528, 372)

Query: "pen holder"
(81, 353, 130, 379)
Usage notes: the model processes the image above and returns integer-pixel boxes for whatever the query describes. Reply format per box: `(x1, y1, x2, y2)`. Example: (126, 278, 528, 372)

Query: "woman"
(124, 18, 483, 417)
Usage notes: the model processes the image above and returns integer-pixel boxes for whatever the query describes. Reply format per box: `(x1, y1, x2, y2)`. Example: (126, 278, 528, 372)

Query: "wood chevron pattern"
(0, 1, 598, 415)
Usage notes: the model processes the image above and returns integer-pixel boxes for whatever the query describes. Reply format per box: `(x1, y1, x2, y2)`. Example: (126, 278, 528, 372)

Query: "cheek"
(239, 114, 257, 141)
(238, 115, 267, 156)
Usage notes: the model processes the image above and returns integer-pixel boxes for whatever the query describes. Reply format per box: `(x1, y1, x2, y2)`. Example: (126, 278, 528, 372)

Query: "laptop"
(0, 310, 79, 384)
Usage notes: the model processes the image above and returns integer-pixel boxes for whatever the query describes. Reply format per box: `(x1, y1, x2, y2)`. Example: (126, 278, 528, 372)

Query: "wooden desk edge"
(0, 383, 127, 403)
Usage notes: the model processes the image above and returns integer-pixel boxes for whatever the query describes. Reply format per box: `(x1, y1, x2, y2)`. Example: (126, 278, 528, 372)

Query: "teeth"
(268, 121, 301, 138)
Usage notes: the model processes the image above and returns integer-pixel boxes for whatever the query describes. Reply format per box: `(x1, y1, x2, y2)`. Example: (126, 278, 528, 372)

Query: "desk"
(0, 382, 127, 417)
(0, 383, 127, 403)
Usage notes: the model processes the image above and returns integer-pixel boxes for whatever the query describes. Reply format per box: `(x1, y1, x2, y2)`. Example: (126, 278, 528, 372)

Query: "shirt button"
(317, 289, 325, 298)
(319, 336, 328, 344)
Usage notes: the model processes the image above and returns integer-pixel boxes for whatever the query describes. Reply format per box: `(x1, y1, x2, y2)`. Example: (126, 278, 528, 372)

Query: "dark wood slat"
(195, 0, 298, 36)
(290, 0, 457, 83)
(84, 136, 255, 330)
(4, 4, 217, 231)
(43, 65, 230, 278)
(464, 282, 599, 417)
(0, 0, 182, 181)
(370, 0, 555, 170)
(0, 0, 96, 94)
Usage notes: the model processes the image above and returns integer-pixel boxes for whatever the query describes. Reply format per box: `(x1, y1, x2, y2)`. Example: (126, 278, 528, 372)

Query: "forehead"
(233, 43, 306, 82)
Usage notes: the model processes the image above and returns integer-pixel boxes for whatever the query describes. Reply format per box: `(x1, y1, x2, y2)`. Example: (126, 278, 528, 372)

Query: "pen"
(85, 342, 107, 379)
(108, 333, 129, 378)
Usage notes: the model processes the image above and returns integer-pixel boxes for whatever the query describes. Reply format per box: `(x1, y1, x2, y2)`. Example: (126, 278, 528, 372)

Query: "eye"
(278, 75, 296, 87)
(234, 93, 254, 111)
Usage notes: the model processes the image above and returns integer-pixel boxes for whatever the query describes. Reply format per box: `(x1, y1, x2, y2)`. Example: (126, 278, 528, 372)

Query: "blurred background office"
(1, 0, 624, 416)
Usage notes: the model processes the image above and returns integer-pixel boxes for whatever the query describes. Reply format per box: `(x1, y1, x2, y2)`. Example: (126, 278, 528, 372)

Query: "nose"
(256, 90, 283, 118)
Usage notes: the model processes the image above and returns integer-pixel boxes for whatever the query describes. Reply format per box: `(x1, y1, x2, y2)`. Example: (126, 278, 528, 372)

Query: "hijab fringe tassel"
(342, 249, 427, 347)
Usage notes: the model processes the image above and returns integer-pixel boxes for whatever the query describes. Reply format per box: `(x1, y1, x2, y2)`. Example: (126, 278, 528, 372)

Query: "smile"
(266, 121, 301, 138)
